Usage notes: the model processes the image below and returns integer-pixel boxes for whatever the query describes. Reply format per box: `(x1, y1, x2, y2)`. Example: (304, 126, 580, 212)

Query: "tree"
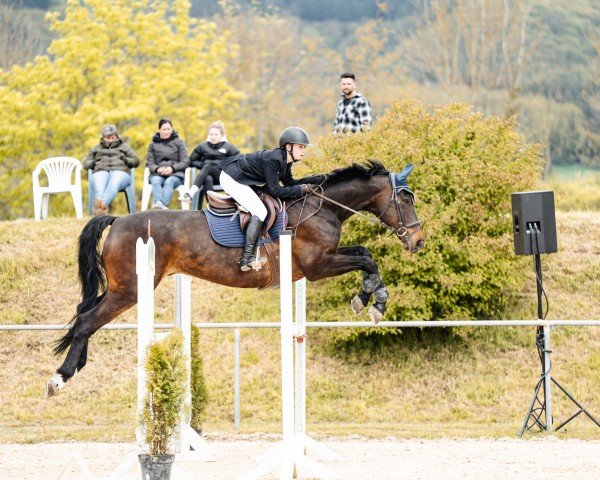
(0, 0, 248, 220)
(398, 0, 535, 117)
(215, 1, 342, 149)
(0, 2, 49, 70)
(580, 33, 600, 167)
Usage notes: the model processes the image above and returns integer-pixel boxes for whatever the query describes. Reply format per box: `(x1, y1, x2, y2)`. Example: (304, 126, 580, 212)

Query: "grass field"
(0, 211, 599, 443)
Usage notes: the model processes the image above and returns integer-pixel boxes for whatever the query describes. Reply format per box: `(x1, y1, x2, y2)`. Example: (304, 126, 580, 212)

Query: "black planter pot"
(138, 454, 175, 480)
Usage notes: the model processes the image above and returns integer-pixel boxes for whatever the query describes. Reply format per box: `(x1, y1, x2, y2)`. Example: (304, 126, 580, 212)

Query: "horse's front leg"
(337, 246, 388, 323)
(302, 247, 387, 323)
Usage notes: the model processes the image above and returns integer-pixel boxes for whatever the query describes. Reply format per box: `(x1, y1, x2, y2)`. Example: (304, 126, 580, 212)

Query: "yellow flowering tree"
(0, 0, 248, 219)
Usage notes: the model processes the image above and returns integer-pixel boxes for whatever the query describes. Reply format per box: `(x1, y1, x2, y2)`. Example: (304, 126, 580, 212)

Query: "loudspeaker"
(511, 190, 557, 255)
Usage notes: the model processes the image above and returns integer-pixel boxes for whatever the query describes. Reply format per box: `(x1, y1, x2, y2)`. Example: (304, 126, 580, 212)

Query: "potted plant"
(190, 324, 209, 435)
(139, 330, 187, 480)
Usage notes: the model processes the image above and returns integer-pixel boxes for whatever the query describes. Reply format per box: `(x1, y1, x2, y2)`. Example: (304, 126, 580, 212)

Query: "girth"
(206, 190, 282, 234)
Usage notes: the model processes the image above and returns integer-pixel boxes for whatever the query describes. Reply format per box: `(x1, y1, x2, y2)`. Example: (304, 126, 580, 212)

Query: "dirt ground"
(3, 434, 600, 480)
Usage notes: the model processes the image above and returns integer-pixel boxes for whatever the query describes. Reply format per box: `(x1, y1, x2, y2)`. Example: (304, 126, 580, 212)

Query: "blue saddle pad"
(203, 209, 287, 248)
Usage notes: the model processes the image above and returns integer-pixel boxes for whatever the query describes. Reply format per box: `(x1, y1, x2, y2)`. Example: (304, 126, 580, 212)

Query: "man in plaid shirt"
(332, 72, 372, 134)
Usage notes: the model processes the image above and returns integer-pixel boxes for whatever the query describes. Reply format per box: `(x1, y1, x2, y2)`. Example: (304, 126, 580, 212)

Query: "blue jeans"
(150, 175, 183, 206)
(91, 170, 131, 206)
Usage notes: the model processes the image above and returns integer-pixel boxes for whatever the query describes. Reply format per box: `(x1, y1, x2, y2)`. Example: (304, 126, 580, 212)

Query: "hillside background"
(1, 0, 599, 219)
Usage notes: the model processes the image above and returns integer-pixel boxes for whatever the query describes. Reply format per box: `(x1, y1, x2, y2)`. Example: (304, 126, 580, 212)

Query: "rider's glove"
(301, 184, 318, 194)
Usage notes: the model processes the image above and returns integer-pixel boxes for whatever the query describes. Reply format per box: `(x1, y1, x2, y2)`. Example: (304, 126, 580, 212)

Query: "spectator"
(187, 121, 240, 208)
(146, 118, 190, 209)
(83, 124, 139, 216)
(332, 72, 372, 134)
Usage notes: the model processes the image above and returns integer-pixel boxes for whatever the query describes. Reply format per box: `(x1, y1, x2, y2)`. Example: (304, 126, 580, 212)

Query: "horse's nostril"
(416, 239, 424, 250)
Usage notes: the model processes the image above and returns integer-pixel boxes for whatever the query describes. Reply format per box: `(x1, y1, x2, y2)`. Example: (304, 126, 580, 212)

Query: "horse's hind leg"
(46, 289, 137, 397)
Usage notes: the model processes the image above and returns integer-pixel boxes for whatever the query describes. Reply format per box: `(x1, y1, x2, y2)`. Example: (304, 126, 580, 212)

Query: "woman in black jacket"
(219, 127, 324, 272)
(188, 121, 239, 208)
(146, 118, 190, 209)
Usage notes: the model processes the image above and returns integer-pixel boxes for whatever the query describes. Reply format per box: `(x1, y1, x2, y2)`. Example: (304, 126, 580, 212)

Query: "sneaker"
(152, 201, 165, 209)
(93, 198, 108, 216)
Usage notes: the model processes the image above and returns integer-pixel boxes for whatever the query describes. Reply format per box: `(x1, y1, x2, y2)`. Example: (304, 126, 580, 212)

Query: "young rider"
(219, 127, 324, 272)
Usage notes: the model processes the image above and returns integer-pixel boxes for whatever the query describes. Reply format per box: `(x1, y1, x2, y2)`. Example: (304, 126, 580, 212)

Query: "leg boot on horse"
(240, 215, 268, 272)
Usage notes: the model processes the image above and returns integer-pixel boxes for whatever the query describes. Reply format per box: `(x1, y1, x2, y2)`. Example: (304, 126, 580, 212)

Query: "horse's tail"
(53, 215, 118, 356)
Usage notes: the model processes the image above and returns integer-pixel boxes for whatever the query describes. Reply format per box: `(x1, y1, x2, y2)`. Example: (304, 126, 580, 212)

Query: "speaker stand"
(518, 253, 600, 436)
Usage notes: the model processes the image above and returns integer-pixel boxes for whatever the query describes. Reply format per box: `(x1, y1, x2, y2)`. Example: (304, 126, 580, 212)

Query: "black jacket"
(146, 131, 190, 181)
(189, 141, 239, 169)
(222, 148, 324, 199)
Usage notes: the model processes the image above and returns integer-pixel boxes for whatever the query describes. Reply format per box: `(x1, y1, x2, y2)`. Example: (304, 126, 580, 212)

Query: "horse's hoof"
(45, 374, 64, 398)
(368, 305, 383, 324)
(351, 296, 365, 315)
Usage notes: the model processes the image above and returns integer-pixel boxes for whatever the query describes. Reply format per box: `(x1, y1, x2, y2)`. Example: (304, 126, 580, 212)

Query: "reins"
(287, 174, 422, 239)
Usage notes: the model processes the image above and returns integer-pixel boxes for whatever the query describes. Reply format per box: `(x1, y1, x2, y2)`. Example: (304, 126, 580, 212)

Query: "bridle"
(377, 172, 423, 239)
(289, 172, 422, 241)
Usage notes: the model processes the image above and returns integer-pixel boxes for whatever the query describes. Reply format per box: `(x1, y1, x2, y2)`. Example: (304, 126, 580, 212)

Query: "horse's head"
(316, 161, 424, 253)
(372, 164, 424, 253)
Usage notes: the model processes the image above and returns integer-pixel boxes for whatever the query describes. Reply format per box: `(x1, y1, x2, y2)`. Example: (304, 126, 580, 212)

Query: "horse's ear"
(395, 163, 414, 186)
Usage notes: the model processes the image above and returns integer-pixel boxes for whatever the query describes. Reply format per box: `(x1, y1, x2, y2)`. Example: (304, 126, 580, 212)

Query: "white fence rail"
(3, 319, 600, 331)
(2, 319, 599, 433)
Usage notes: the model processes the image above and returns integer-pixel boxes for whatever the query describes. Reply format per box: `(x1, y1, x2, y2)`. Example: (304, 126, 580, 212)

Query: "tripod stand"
(518, 227, 600, 436)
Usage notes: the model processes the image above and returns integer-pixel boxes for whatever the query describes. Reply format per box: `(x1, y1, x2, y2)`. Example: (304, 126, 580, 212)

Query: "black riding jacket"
(221, 147, 324, 199)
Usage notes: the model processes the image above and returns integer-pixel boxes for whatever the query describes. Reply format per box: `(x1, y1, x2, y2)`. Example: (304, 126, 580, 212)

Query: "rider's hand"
(301, 184, 318, 194)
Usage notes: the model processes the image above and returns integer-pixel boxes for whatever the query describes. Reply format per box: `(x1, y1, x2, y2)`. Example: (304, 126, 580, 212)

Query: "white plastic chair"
(141, 167, 191, 211)
(32, 157, 83, 221)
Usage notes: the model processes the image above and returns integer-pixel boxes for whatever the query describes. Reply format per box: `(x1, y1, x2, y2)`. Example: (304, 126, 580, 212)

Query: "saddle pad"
(204, 209, 287, 248)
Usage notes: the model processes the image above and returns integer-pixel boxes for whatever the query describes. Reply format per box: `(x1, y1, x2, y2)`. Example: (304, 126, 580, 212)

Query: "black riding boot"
(240, 215, 268, 272)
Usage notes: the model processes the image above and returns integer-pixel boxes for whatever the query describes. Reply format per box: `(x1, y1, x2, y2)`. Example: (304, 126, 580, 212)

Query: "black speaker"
(511, 190, 557, 255)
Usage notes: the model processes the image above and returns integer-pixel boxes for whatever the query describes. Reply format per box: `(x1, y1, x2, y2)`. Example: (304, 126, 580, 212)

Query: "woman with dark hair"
(146, 118, 190, 209)
(187, 120, 240, 208)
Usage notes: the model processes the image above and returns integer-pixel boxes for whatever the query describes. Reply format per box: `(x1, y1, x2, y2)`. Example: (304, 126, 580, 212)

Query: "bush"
(190, 324, 209, 433)
(140, 330, 187, 456)
(310, 100, 542, 342)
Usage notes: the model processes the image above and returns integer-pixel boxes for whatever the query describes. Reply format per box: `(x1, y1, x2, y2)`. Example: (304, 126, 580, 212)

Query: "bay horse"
(46, 161, 424, 397)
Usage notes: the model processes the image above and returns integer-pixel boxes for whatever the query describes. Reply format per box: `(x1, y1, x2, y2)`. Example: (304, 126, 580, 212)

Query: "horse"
(46, 161, 424, 396)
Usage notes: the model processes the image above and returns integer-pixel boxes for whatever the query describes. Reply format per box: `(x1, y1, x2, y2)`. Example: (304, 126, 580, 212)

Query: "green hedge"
(310, 100, 541, 341)
(140, 330, 187, 455)
(190, 324, 209, 433)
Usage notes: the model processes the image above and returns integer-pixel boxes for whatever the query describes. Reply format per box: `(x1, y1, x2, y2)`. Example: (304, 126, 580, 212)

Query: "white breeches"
(219, 171, 268, 221)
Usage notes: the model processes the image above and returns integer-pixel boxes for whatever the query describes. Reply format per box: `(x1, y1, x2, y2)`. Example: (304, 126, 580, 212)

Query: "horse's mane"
(323, 160, 389, 187)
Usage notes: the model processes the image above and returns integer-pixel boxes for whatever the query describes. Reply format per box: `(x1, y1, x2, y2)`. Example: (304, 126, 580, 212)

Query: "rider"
(219, 127, 325, 272)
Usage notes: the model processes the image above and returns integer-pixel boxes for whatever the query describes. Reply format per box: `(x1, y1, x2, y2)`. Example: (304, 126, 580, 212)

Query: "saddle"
(206, 189, 282, 234)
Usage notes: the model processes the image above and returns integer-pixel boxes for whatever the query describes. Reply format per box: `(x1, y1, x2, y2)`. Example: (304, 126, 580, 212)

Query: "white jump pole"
(173, 273, 214, 458)
(239, 232, 339, 480)
(294, 277, 307, 454)
(136, 236, 156, 449)
(280, 231, 296, 478)
(294, 279, 339, 465)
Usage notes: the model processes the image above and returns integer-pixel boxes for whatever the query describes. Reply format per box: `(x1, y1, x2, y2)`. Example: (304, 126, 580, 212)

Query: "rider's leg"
(219, 171, 268, 271)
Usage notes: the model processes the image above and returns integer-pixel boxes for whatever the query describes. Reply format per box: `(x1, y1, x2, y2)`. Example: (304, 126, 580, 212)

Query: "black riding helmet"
(278, 127, 313, 148)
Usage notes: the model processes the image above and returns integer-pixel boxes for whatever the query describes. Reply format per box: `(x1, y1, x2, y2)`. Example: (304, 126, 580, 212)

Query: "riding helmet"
(279, 127, 313, 147)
